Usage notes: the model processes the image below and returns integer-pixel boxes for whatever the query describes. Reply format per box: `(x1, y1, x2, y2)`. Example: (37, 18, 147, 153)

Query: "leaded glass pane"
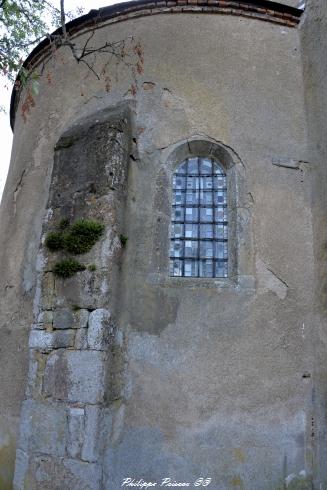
(200, 224, 213, 239)
(185, 207, 199, 222)
(184, 240, 198, 258)
(188, 158, 198, 174)
(200, 207, 213, 223)
(173, 176, 185, 190)
(200, 191, 213, 205)
(200, 241, 214, 258)
(170, 259, 183, 276)
(199, 259, 214, 277)
(184, 259, 198, 277)
(185, 223, 198, 238)
(171, 223, 184, 238)
(200, 158, 212, 175)
(170, 157, 228, 278)
(173, 207, 183, 222)
(186, 191, 198, 205)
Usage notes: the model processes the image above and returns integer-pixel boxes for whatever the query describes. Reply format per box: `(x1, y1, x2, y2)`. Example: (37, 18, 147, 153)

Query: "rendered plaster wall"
(0, 8, 316, 489)
(300, 0, 327, 486)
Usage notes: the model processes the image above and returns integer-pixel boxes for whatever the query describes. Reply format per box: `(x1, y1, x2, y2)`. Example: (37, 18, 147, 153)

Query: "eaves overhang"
(10, 0, 304, 130)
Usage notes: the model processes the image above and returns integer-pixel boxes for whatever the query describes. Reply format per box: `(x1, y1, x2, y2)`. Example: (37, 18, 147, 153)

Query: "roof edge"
(10, 0, 304, 130)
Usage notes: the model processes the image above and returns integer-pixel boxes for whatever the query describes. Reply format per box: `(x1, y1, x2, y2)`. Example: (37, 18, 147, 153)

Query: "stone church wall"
(0, 2, 321, 487)
(301, 0, 327, 485)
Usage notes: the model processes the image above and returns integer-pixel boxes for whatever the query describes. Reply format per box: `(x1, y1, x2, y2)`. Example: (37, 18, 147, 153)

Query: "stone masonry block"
(67, 407, 85, 459)
(37, 310, 53, 326)
(44, 350, 107, 403)
(17, 399, 67, 457)
(63, 459, 102, 490)
(13, 449, 29, 490)
(29, 329, 75, 352)
(74, 309, 89, 328)
(25, 350, 43, 398)
(39, 273, 56, 309)
(53, 308, 74, 329)
(82, 406, 101, 463)
(88, 308, 113, 350)
(22, 456, 102, 490)
(53, 308, 89, 329)
(81, 406, 112, 463)
(75, 327, 88, 349)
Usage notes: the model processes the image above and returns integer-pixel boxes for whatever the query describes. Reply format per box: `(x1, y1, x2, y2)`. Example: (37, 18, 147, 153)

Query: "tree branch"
(60, 0, 67, 40)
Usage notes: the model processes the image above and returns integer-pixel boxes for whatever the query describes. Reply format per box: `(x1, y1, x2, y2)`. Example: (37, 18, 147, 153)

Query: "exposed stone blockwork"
(0, 0, 321, 487)
(13, 108, 131, 489)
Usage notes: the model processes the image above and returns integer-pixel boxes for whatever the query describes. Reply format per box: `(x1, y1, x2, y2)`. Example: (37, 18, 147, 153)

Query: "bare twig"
(60, 0, 67, 40)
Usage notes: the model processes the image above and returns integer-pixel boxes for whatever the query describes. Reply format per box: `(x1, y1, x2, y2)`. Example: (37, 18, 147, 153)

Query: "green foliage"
(0, 1, 84, 95)
(59, 218, 70, 230)
(53, 258, 85, 279)
(46, 218, 104, 278)
(45, 231, 64, 251)
(63, 219, 105, 255)
(45, 219, 104, 255)
(120, 234, 128, 247)
(0, 0, 48, 83)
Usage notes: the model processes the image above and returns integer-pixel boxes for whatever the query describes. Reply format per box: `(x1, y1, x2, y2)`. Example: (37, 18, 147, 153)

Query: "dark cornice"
(10, 0, 304, 130)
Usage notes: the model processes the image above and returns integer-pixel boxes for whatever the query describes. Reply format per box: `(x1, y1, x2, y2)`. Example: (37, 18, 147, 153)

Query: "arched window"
(170, 157, 228, 278)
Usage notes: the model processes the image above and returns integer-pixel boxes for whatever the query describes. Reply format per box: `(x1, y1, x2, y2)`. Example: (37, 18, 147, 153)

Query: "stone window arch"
(153, 136, 254, 286)
(170, 157, 228, 278)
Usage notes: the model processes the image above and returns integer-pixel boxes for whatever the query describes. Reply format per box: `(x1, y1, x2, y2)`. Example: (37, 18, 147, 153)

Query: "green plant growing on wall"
(59, 218, 70, 230)
(120, 234, 128, 247)
(45, 218, 104, 255)
(45, 231, 64, 251)
(53, 258, 85, 278)
(63, 219, 104, 254)
(45, 217, 105, 278)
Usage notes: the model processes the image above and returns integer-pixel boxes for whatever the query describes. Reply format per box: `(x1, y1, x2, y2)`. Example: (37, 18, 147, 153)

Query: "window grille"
(170, 157, 228, 278)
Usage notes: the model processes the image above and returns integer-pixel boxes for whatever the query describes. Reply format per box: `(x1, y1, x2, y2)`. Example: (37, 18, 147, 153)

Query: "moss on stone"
(45, 218, 104, 255)
(59, 218, 70, 230)
(63, 219, 104, 255)
(45, 231, 64, 251)
(120, 234, 128, 247)
(53, 258, 85, 278)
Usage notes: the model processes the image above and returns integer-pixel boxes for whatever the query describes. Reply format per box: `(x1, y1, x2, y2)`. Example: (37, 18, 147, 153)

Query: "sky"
(0, 0, 124, 201)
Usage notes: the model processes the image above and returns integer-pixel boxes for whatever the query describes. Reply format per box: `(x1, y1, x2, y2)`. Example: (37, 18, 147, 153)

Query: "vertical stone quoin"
(13, 105, 132, 489)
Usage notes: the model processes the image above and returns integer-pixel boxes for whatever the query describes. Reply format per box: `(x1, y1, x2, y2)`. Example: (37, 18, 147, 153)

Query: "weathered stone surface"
(43, 350, 107, 403)
(75, 327, 88, 349)
(39, 273, 56, 309)
(67, 408, 85, 459)
(17, 400, 67, 457)
(3, 3, 326, 488)
(53, 308, 74, 329)
(37, 310, 53, 326)
(29, 329, 75, 352)
(74, 309, 89, 329)
(25, 351, 43, 398)
(13, 449, 29, 490)
(54, 272, 111, 311)
(87, 308, 112, 350)
(81, 406, 112, 463)
(53, 308, 89, 330)
(22, 456, 102, 490)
